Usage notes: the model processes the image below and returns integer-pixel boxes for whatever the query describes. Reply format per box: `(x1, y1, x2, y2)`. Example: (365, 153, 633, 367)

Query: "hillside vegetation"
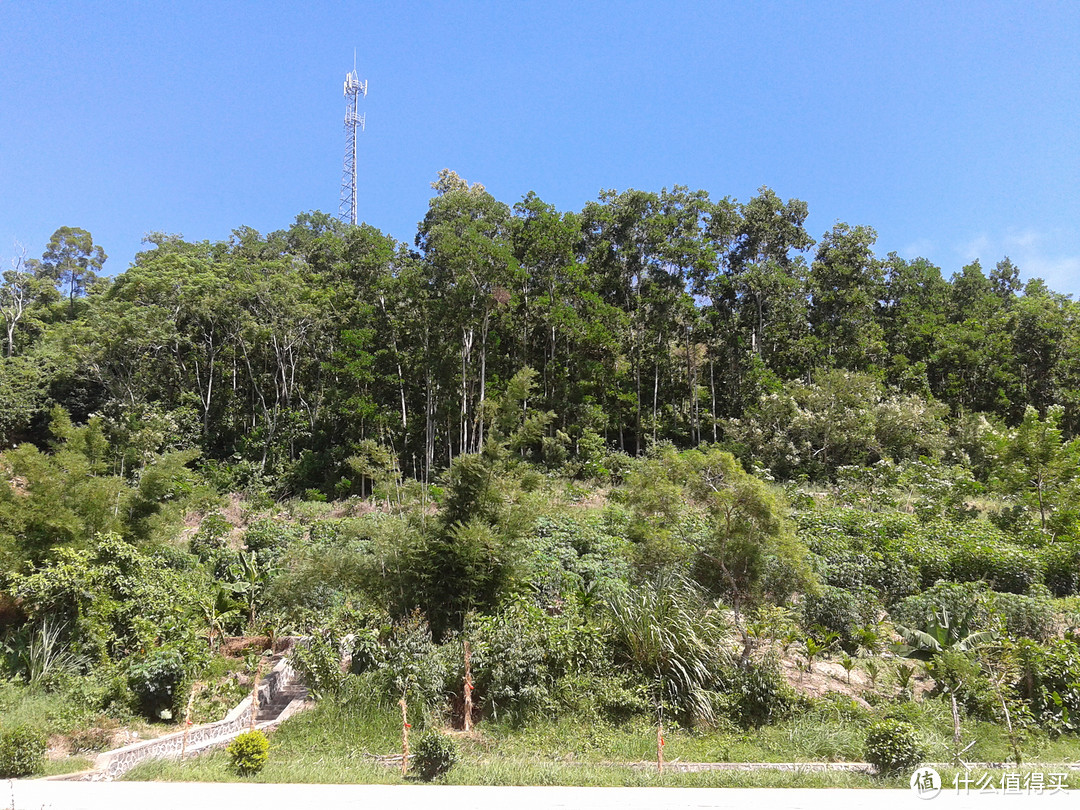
(3, 174, 1080, 782)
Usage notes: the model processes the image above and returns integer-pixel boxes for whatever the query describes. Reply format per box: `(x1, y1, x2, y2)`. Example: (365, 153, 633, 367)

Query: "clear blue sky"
(2, 1, 1079, 295)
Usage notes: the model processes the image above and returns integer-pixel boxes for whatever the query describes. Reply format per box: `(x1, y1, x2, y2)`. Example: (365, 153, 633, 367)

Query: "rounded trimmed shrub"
(412, 730, 457, 781)
(0, 725, 47, 778)
(227, 730, 269, 775)
(864, 718, 925, 775)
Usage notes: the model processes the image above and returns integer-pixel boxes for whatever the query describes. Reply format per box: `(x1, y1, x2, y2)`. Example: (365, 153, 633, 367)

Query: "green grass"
(120, 687, 1080, 787)
(39, 755, 94, 777)
(0, 679, 87, 735)
(125, 750, 904, 787)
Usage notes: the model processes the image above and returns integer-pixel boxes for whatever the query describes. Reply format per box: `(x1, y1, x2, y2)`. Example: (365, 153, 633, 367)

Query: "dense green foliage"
(4, 175, 1080, 774)
(864, 719, 925, 774)
(2, 178, 1079, 507)
(0, 724, 46, 777)
(412, 730, 458, 781)
(227, 730, 270, 775)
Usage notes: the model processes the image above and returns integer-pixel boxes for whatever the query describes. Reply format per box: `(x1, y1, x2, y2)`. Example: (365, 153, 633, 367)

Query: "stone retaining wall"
(54, 656, 307, 781)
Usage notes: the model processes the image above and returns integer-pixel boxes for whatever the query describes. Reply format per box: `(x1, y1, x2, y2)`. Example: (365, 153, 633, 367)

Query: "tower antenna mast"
(339, 62, 367, 225)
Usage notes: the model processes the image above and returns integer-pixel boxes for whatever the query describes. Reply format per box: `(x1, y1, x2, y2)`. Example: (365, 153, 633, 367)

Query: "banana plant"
(893, 607, 996, 661)
(893, 607, 996, 762)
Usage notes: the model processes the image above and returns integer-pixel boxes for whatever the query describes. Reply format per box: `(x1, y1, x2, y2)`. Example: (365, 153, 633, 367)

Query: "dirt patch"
(777, 653, 935, 704)
(0, 591, 26, 627)
(779, 658, 873, 706)
(220, 493, 248, 527)
(220, 636, 272, 657)
(219, 635, 295, 658)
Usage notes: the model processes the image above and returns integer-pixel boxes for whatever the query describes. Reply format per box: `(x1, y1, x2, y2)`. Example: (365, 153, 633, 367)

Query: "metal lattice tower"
(339, 67, 367, 225)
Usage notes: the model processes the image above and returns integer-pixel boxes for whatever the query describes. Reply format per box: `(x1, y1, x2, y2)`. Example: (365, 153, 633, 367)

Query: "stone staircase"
(256, 680, 307, 723)
(49, 652, 309, 781)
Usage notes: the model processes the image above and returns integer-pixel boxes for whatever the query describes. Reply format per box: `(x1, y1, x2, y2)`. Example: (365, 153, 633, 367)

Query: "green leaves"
(605, 573, 730, 722)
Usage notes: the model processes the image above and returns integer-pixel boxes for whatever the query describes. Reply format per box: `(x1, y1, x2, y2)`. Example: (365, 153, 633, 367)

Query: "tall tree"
(808, 223, 885, 371)
(39, 227, 107, 318)
(1, 244, 55, 357)
(417, 171, 516, 458)
(880, 253, 949, 394)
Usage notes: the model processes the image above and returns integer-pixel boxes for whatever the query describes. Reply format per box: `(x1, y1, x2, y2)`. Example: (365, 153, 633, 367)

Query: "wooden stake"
(399, 695, 410, 776)
(657, 718, 664, 774)
(249, 657, 265, 732)
(180, 683, 200, 760)
(463, 639, 474, 732)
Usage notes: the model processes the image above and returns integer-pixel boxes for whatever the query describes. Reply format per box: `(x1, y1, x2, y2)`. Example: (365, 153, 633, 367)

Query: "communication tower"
(339, 66, 368, 225)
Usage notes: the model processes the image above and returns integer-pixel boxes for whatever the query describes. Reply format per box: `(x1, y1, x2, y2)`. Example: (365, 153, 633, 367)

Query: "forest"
(1, 171, 1080, 785)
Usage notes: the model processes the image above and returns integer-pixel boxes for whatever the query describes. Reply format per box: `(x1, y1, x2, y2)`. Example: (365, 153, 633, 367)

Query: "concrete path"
(5, 781, 1075, 810)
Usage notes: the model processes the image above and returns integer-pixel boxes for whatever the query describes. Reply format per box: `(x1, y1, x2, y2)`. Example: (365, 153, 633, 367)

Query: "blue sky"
(2, 1, 1078, 295)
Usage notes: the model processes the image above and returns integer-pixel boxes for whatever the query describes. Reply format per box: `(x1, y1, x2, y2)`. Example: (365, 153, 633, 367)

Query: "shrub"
(948, 539, 1042, 594)
(189, 512, 232, 559)
(468, 599, 605, 722)
(728, 657, 796, 727)
(1041, 541, 1080, 596)
(372, 614, 447, 709)
(289, 633, 345, 700)
(890, 581, 990, 636)
(227, 729, 269, 775)
(412, 730, 457, 781)
(799, 584, 876, 652)
(1012, 639, 1080, 734)
(990, 587, 1056, 641)
(799, 509, 921, 602)
(926, 649, 998, 720)
(127, 646, 186, 720)
(243, 518, 302, 555)
(864, 718, 925, 774)
(0, 724, 47, 778)
(554, 671, 649, 720)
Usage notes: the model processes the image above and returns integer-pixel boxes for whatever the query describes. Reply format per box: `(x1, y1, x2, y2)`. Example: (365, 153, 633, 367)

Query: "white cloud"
(900, 238, 935, 260)
(1018, 255, 1080, 294)
(1005, 228, 1042, 250)
(958, 233, 992, 262)
(950, 228, 1080, 296)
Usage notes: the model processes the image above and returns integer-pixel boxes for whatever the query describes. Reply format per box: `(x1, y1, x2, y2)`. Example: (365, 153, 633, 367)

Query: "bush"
(1041, 541, 1080, 596)
(469, 599, 604, 721)
(189, 512, 232, 560)
(990, 587, 1056, 641)
(289, 633, 346, 700)
(728, 658, 796, 727)
(227, 729, 269, 775)
(243, 518, 302, 555)
(554, 671, 649, 720)
(1012, 639, 1080, 734)
(799, 584, 876, 652)
(948, 539, 1042, 594)
(0, 724, 47, 778)
(890, 581, 990, 636)
(412, 730, 457, 781)
(799, 509, 921, 602)
(127, 647, 186, 721)
(372, 614, 447, 710)
(864, 718, 925, 774)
